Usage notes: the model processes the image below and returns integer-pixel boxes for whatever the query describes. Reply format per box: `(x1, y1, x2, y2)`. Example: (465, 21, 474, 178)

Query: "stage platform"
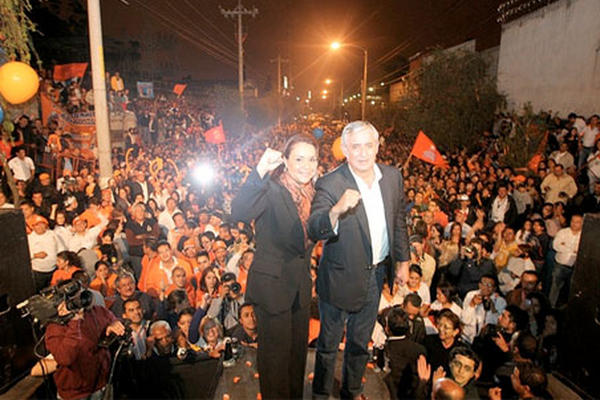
(214, 348, 390, 400)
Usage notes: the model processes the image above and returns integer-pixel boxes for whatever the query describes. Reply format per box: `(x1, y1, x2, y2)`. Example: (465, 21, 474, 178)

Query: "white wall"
(497, 0, 600, 117)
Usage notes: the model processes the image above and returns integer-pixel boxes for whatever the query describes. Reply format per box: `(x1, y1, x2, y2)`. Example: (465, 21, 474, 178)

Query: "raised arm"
(231, 148, 282, 224)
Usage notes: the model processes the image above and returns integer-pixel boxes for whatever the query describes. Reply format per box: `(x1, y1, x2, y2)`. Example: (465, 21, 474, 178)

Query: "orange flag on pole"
(204, 122, 226, 144)
(53, 63, 88, 81)
(173, 84, 187, 97)
(410, 131, 449, 168)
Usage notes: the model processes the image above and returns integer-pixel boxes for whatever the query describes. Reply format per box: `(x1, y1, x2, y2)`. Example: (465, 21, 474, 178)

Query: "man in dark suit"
(308, 121, 410, 399)
(127, 169, 153, 203)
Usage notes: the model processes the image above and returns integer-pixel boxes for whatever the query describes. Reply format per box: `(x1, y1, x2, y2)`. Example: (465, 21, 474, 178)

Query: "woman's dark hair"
(271, 134, 318, 179)
(436, 280, 458, 304)
(94, 260, 110, 271)
(199, 267, 220, 293)
(409, 264, 423, 277)
(57, 250, 82, 268)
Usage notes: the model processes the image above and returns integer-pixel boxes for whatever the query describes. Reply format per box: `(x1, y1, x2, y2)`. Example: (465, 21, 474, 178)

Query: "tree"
(391, 49, 505, 150)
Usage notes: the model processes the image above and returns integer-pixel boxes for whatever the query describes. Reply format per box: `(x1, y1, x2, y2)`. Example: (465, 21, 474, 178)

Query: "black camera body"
(229, 282, 242, 295)
(17, 280, 92, 326)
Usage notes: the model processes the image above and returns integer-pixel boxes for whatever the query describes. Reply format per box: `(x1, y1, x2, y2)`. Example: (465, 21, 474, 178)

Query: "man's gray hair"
(149, 320, 172, 335)
(115, 271, 135, 288)
(341, 121, 379, 146)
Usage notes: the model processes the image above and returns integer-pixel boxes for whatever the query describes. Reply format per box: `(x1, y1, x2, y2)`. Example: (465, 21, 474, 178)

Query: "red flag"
(527, 130, 549, 171)
(204, 122, 226, 144)
(173, 84, 187, 97)
(53, 63, 88, 81)
(410, 131, 448, 168)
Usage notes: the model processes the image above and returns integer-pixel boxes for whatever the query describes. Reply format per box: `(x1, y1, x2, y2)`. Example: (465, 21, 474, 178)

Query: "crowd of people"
(1, 75, 599, 399)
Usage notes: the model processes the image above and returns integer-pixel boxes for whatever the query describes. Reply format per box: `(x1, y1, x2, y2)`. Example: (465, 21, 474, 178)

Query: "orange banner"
(204, 122, 226, 144)
(173, 83, 187, 97)
(53, 63, 88, 81)
(410, 131, 448, 168)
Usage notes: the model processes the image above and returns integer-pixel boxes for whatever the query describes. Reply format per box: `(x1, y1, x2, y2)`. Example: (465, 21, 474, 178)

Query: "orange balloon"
(0, 61, 40, 104)
(332, 136, 345, 160)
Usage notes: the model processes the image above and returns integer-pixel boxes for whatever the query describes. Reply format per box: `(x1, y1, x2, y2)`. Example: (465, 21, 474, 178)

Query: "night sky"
(32, 0, 502, 94)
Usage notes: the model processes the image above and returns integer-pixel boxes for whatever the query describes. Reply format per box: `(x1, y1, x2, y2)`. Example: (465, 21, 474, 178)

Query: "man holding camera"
(207, 272, 244, 332)
(45, 298, 125, 400)
(448, 238, 495, 299)
(461, 274, 506, 344)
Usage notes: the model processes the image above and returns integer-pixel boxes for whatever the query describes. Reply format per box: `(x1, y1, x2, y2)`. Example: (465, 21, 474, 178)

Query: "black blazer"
(308, 163, 410, 312)
(231, 169, 313, 315)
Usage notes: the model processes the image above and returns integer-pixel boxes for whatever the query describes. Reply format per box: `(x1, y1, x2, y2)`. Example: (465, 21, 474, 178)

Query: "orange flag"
(204, 122, 226, 144)
(173, 83, 187, 97)
(53, 63, 88, 81)
(410, 131, 448, 168)
(527, 130, 549, 171)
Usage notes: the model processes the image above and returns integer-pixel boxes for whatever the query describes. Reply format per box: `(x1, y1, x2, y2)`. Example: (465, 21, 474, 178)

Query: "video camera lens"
(229, 282, 242, 295)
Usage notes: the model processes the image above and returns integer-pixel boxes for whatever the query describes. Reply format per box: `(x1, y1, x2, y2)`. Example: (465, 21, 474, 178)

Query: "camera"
(229, 282, 242, 295)
(482, 297, 492, 311)
(17, 280, 92, 326)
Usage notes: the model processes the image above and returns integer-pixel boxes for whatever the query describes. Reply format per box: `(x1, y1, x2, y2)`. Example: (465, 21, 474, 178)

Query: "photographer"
(461, 274, 507, 344)
(45, 283, 125, 400)
(447, 238, 495, 298)
(206, 272, 244, 333)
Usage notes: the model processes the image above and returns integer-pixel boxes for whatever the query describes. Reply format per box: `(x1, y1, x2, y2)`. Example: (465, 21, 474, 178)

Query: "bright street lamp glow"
(322, 89, 328, 94)
(321, 95, 327, 99)
(325, 79, 332, 85)
(380, 82, 385, 86)
(330, 42, 341, 50)
(368, 87, 374, 92)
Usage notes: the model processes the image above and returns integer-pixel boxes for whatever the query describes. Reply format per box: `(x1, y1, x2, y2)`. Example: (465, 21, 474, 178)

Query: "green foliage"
(390, 49, 505, 150)
(499, 103, 552, 169)
(0, 0, 39, 65)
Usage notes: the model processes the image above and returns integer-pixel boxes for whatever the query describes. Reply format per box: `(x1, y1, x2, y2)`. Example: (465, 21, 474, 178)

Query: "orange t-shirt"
(138, 254, 156, 291)
(142, 257, 194, 298)
(78, 209, 101, 228)
(90, 274, 117, 297)
(51, 267, 82, 286)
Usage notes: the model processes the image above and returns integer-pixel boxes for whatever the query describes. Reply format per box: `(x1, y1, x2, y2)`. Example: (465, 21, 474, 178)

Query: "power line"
(133, 0, 239, 69)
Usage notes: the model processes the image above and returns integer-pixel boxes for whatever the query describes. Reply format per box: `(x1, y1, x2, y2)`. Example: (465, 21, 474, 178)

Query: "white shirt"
(348, 165, 389, 264)
(490, 196, 510, 223)
(580, 125, 599, 147)
(158, 208, 180, 231)
(28, 230, 64, 272)
(498, 257, 535, 294)
(461, 290, 506, 344)
(553, 227, 581, 266)
(425, 301, 463, 335)
(397, 282, 431, 304)
(66, 217, 108, 252)
(8, 156, 35, 181)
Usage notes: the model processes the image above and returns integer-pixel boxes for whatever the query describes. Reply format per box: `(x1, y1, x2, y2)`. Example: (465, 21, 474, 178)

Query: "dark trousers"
(255, 291, 310, 399)
(33, 270, 54, 292)
(313, 266, 385, 398)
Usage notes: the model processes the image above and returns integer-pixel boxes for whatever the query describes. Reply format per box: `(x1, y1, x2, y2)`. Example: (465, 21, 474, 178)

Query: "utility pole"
(270, 54, 289, 126)
(220, 0, 258, 114)
(361, 48, 368, 121)
(87, 0, 112, 183)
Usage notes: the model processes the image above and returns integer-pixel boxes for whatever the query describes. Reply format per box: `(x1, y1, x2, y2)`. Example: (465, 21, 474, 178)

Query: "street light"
(325, 78, 332, 85)
(330, 41, 368, 120)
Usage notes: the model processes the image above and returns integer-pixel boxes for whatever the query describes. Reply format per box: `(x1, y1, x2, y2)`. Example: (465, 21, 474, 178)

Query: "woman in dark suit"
(231, 134, 319, 399)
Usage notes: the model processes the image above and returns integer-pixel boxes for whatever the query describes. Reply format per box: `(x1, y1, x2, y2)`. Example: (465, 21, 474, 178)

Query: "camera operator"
(45, 283, 125, 400)
(461, 274, 506, 344)
(207, 272, 244, 333)
(447, 238, 495, 299)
